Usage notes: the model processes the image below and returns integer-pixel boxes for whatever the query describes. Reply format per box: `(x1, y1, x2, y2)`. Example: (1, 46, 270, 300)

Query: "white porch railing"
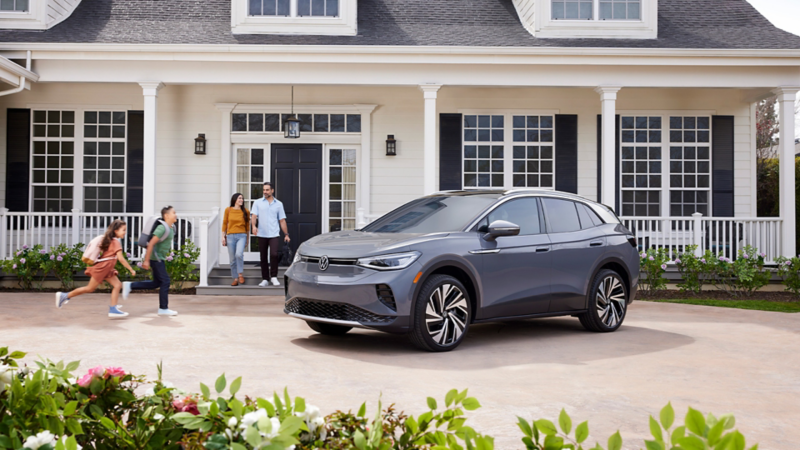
(198, 207, 221, 287)
(621, 213, 783, 263)
(0, 208, 211, 262)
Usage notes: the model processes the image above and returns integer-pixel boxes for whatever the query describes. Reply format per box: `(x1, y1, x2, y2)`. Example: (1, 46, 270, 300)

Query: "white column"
(355, 104, 378, 220)
(0, 207, 7, 260)
(420, 84, 442, 195)
(595, 86, 622, 211)
(139, 82, 164, 217)
(774, 87, 799, 257)
(216, 103, 237, 209)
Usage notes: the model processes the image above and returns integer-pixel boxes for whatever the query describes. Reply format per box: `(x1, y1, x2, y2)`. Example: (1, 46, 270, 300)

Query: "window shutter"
(5, 109, 30, 212)
(711, 116, 734, 217)
(555, 115, 578, 194)
(126, 111, 144, 213)
(439, 113, 462, 191)
(596, 114, 621, 213)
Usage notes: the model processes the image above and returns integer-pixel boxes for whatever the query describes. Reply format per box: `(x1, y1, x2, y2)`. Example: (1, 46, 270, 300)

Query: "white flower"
(153, 413, 164, 420)
(144, 387, 155, 396)
(297, 405, 326, 438)
(23, 431, 56, 449)
(260, 417, 281, 441)
(240, 408, 268, 430)
(0, 364, 15, 393)
(228, 416, 238, 428)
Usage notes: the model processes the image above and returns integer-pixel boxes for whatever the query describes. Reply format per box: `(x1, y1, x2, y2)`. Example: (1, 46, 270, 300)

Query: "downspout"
(0, 50, 30, 97)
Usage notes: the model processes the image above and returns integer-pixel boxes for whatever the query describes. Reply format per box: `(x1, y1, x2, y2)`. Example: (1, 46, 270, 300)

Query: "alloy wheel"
(425, 283, 469, 346)
(596, 276, 626, 328)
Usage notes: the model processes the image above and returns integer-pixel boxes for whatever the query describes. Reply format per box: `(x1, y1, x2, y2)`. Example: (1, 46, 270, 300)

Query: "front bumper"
(283, 261, 421, 333)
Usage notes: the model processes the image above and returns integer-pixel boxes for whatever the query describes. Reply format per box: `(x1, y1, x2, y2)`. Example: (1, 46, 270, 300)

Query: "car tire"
(409, 274, 471, 352)
(578, 269, 628, 332)
(306, 321, 352, 336)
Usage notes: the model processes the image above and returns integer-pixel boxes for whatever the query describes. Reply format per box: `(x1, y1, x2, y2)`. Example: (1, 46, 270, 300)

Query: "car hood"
(299, 231, 449, 258)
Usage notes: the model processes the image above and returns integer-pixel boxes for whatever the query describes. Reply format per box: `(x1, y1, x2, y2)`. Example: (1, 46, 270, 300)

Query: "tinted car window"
(483, 197, 541, 235)
(542, 198, 581, 233)
(363, 195, 498, 233)
(576, 203, 603, 229)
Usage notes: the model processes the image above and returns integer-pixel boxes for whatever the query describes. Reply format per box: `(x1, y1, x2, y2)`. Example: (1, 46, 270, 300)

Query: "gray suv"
(284, 190, 639, 351)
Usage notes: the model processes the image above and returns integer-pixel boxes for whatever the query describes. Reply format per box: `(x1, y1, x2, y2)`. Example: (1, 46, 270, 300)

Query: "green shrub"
(165, 240, 201, 290)
(775, 255, 800, 296)
(638, 248, 670, 295)
(0, 244, 49, 290)
(709, 246, 771, 297)
(674, 246, 715, 295)
(50, 243, 86, 290)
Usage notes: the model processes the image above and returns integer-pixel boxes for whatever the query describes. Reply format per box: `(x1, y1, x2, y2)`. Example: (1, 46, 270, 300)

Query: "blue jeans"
(131, 259, 170, 310)
(227, 233, 247, 279)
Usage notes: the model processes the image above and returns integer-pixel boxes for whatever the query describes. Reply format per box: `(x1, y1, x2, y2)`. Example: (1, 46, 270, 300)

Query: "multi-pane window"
(463, 115, 504, 188)
(0, 0, 28, 11)
(329, 149, 356, 232)
(512, 146, 553, 188)
(552, 0, 592, 19)
(669, 116, 711, 216)
(83, 111, 126, 213)
(512, 115, 553, 144)
(31, 111, 75, 212)
(599, 0, 640, 19)
(237, 148, 266, 207)
(620, 116, 662, 217)
(248, 0, 339, 17)
(232, 113, 359, 133)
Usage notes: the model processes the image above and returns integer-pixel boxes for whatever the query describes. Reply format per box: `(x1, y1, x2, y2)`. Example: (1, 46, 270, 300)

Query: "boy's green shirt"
(151, 224, 173, 261)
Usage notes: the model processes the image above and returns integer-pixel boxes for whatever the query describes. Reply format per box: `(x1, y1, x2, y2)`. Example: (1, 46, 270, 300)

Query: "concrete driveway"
(1, 293, 798, 449)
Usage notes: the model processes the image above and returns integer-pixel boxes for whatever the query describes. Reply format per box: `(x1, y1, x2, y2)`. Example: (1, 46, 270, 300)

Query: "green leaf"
(732, 431, 746, 450)
(644, 440, 664, 450)
(707, 419, 726, 446)
(231, 444, 247, 450)
(428, 397, 438, 410)
(65, 361, 80, 372)
(354, 430, 367, 450)
(660, 403, 675, 430)
(575, 421, 589, 444)
(649, 415, 663, 441)
(279, 415, 305, 435)
(677, 435, 705, 450)
(670, 426, 685, 445)
(199, 382, 210, 399)
(607, 431, 622, 450)
(284, 387, 291, 409)
(517, 417, 533, 438)
(8, 351, 26, 359)
(294, 396, 305, 413)
(229, 376, 242, 396)
(0, 435, 13, 448)
(544, 435, 564, 450)
(719, 414, 736, 430)
(63, 401, 78, 417)
(246, 425, 262, 447)
(445, 389, 458, 407)
(462, 397, 481, 411)
(685, 407, 706, 437)
(357, 402, 367, 418)
(99, 417, 115, 430)
(534, 419, 558, 436)
(214, 373, 226, 394)
(65, 436, 78, 450)
(559, 409, 572, 434)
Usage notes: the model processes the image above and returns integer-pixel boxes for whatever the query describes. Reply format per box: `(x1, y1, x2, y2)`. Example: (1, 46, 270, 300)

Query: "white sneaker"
(158, 308, 178, 316)
(122, 282, 132, 300)
(258, 280, 270, 287)
(270, 277, 280, 286)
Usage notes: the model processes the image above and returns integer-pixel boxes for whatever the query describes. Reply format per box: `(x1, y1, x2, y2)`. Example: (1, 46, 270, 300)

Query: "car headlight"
(292, 251, 302, 265)
(356, 251, 421, 271)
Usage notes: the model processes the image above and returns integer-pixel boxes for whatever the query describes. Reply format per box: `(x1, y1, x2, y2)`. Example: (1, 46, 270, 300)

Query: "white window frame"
(0, 0, 45, 30)
(535, 0, 657, 39)
(231, 0, 356, 35)
(30, 109, 76, 213)
(458, 109, 559, 191)
(82, 110, 128, 214)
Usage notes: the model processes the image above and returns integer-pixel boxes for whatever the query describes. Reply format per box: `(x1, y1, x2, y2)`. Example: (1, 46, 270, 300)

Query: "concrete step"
(195, 285, 285, 296)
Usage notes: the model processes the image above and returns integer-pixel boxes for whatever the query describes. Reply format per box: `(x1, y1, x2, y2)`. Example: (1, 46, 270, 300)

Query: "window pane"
(330, 114, 345, 132)
(298, 0, 310, 15)
(346, 114, 361, 132)
(249, 114, 263, 132)
(277, 0, 289, 15)
(326, 0, 338, 16)
(363, 195, 499, 234)
(249, 0, 262, 15)
(543, 198, 581, 233)
(552, 1, 565, 19)
(311, 0, 324, 16)
(487, 198, 541, 235)
(314, 114, 329, 132)
(599, 2, 612, 19)
(232, 114, 247, 132)
(299, 114, 313, 132)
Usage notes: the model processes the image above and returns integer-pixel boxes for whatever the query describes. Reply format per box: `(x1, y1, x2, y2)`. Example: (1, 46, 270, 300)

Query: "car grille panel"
(285, 298, 394, 324)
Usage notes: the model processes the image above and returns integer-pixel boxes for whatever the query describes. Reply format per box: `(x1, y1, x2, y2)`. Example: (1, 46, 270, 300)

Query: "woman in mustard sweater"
(222, 193, 250, 286)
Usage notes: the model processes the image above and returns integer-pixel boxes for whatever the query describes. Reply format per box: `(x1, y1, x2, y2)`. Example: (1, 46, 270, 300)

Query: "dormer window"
(0, 0, 28, 12)
(513, 0, 656, 39)
(551, 0, 640, 21)
(232, 0, 355, 35)
(0, 0, 80, 30)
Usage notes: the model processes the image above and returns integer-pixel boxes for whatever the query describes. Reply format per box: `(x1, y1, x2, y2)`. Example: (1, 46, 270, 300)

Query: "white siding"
(512, 0, 537, 35)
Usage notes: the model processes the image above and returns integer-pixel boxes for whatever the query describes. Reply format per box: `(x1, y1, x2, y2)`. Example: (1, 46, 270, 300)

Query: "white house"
(0, 0, 798, 289)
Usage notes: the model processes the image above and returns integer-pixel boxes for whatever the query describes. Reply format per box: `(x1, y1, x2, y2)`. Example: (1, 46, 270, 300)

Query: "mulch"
(637, 288, 799, 302)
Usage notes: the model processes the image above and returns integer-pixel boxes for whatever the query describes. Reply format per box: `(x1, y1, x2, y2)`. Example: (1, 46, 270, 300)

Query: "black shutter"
(711, 116, 734, 217)
(555, 115, 578, 194)
(596, 114, 621, 213)
(439, 113, 462, 191)
(126, 111, 144, 213)
(6, 109, 30, 211)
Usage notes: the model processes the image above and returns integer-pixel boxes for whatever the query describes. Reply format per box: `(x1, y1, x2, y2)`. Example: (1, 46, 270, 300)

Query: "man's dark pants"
(258, 237, 281, 279)
(131, 259, 170, 309)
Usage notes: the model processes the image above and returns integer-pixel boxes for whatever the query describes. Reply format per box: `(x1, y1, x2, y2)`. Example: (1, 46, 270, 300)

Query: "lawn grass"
(640, 297, 800, 313)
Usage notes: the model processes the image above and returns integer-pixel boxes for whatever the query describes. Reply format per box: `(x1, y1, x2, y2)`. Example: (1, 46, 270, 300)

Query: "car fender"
(406, 254, 483, 321)
(584, 254, 636, 309)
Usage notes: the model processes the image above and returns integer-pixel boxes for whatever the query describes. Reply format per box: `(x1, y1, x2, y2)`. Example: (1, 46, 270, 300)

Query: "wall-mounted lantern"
(284, 86, 300, 139)
(194, 133, 207, 155)
(386, 135, 397, 156)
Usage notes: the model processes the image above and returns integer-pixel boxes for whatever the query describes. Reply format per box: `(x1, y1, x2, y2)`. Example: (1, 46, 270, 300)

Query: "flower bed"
(0, 347, 759, 450)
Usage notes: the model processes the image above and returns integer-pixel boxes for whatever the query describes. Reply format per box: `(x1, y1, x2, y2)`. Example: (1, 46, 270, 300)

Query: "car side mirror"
(483, 220, 520, 241)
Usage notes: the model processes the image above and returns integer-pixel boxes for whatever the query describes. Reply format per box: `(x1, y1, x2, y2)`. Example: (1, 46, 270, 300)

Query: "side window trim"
(470, 195, 543, 235)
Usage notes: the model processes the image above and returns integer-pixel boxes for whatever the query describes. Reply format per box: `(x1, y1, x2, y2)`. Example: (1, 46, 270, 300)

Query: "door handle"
(469, 249, 500, 255)
(536, 246, 550, 253)
(590, 240, 604, 247)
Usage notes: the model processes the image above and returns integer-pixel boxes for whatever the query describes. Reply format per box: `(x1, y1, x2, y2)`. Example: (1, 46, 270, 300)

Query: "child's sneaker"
(55, 292, 69, 308)
(108, 306, 129, 319)
(122, 282, 132, 300)
(158, 308, 178, 316)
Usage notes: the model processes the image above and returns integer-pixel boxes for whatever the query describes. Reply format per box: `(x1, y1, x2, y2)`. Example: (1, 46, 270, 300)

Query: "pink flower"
(785, 261, 792, 266)
(22, 244, 28, 249)
(675, 258, 681, 264)
(743, 253, 749, 259)
(136, 262, 143, 268)
(648, 256, 654, 261)
(57, 256, 63, 261)
(77, 373, 94, 387)
(77, 365, 107, 388)
(105, 367, 126, 378)
(701, 258, 706, 263)
(173, 396, 200, 415)
(661, 264, 667, 270)
(50, 255, 55, 260)
(166, 256, 173, 262)
(183, 253, 190, 258)
(15, 251, 21, 256)
(640, 252, 647, 258)
(20, 258, 25, 264)
(89, 366, 105, 377)
(39, 249, 47, 254)
(761, 253, 766, 258)
(12, 264, 16, 269)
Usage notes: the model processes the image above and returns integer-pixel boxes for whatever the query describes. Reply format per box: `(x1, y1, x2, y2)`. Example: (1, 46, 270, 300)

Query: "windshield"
(362, 195, 499, 234)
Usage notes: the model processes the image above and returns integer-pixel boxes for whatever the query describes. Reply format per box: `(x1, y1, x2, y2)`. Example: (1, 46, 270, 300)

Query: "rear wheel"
(306, 321, 352, 335)
(578, 269, 628, 332)
(409, 275, 471, 352)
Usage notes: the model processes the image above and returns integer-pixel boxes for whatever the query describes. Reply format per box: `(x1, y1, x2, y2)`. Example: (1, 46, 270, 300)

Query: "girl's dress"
(85, 238, 121, 281)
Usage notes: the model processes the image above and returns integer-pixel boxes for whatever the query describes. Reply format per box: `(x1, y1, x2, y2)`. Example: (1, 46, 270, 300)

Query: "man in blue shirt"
(251, 181, 290, 286)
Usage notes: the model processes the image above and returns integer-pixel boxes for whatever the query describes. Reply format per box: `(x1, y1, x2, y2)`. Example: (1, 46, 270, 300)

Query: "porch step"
(195, 285, 285, 296)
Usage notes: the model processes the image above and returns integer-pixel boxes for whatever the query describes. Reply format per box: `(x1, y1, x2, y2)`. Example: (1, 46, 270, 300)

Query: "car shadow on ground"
(290, 317, 695, 370)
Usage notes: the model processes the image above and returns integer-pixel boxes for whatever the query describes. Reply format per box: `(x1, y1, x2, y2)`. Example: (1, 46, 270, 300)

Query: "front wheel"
(409, 274, 471, 352)
(306, 321, 352, 335)
(578, 269, 628, 332)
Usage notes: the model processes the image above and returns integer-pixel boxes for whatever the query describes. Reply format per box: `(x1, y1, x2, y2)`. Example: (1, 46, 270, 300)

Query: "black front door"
(271, 144, 323, 254)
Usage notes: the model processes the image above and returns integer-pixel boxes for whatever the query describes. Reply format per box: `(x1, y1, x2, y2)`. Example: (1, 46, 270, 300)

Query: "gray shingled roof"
(0, 0, 798, 49)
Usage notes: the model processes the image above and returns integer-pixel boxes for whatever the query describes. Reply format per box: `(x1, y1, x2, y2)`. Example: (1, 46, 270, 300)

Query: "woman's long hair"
(230, 193, 249, 224)
(100, 220, 126, 253)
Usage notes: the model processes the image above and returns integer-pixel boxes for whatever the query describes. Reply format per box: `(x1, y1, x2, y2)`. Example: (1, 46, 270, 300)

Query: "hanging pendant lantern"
(284, 86, 301, 139)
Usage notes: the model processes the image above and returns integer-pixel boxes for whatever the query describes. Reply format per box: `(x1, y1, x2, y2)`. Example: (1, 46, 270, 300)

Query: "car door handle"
(590, 240, 604, 247)
(536, 246, 550, 253)
(469, 249, 500, 255)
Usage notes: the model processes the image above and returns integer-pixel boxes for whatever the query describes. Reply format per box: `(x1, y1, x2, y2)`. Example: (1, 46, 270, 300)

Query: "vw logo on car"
(318, 255, 329, 271)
